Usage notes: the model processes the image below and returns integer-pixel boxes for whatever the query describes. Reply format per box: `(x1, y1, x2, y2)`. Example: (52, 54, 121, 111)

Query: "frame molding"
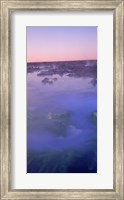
(0, 0, 123, 199)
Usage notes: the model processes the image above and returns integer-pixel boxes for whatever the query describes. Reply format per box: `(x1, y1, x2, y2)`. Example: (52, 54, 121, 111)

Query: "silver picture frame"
(0, 0, 123, 199)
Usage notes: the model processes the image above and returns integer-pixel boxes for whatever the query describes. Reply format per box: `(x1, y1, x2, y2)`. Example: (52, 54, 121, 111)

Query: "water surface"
(27, 60, 97, 173)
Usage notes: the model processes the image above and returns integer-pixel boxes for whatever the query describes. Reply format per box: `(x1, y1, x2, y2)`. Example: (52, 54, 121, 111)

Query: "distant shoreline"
(27, 59, 97, 65)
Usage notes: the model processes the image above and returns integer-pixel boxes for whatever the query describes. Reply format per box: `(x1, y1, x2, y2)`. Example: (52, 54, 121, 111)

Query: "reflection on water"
(27, 60, 97, 173)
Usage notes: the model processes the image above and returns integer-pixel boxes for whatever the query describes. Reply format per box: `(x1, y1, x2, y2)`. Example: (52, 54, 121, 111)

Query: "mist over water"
(27, 60, 97, 173)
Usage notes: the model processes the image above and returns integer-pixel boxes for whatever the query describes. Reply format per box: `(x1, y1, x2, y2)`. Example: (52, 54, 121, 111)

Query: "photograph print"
(27, 26, 97, 173)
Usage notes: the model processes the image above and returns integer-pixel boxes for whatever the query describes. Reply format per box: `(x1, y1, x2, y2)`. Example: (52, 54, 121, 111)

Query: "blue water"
(27, 61, 97, 173)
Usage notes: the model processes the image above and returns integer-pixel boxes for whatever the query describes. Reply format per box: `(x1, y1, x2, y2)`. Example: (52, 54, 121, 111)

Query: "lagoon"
(27, 60, 97, 173)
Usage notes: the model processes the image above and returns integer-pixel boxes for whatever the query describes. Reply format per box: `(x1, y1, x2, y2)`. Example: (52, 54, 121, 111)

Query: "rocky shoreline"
(27, 60, 97, 85)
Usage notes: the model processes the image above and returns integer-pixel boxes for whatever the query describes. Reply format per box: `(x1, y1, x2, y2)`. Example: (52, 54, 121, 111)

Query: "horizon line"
(27, 59, 97, 64)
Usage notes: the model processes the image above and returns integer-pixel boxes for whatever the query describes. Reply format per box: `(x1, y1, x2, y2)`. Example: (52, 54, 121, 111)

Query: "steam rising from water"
(27, 60, 97, 173)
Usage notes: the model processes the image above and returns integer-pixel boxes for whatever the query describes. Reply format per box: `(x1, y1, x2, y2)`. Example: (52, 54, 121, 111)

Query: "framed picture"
(0, 0, 123, 199)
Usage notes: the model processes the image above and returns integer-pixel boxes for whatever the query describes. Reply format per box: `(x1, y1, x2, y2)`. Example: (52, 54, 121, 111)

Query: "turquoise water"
(27, 60, 97, 173)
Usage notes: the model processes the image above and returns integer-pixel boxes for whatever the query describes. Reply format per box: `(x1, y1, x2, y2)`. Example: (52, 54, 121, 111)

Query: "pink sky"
(27, 26, 97, 62)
